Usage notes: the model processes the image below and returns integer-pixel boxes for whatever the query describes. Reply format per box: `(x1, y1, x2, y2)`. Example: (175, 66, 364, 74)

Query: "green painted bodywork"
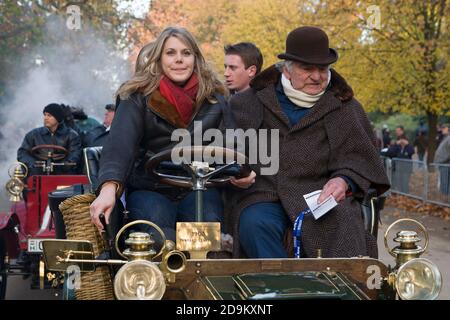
(201, 271, 369, 300)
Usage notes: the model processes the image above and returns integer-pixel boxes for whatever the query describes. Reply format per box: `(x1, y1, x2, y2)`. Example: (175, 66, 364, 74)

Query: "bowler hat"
(278, 26, 338, 65)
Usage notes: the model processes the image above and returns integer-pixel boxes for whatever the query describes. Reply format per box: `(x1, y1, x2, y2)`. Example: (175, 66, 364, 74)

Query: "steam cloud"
(0, 17, 131, 208)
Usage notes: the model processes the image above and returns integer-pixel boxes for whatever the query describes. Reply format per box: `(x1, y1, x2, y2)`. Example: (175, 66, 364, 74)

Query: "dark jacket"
(17, 123, 82, 175)
(383, 144, 414, 159)
(229, 65, 390, 258)
(97, 89, 234, 196)
(84, 125, 109, 148)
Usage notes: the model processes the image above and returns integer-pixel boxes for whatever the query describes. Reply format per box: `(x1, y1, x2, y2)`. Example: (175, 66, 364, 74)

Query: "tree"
(125, 0, 187, 68)
(0, 0, 43, 99)
(130, 0, 449, 163)
(129, 0, 302, 72)
(0, 0, 137, 101)
(319, 0, 449, 163)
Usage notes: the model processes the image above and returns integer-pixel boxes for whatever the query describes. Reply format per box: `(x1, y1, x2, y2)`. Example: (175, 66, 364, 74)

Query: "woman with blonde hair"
(134, 41, 154, 74)
(90, 26, 253, 241)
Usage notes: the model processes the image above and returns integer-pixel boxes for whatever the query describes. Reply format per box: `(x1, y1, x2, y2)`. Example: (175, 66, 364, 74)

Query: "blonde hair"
(135, 41, 155, 74)
(117, 26, 227, 104)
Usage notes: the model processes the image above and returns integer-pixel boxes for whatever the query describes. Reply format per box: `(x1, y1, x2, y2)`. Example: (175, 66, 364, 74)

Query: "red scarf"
(159, 73, 199, 124)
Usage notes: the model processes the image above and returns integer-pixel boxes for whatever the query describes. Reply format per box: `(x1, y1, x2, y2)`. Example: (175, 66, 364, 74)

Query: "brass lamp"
(5, 162, 27, 202)
(113, 220, 186, 299)
(384, 218, 442, 300)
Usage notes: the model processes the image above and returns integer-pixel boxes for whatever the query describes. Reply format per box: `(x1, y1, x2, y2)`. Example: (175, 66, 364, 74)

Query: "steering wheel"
(145, 146, 252, 188)
(30, 144, 68, 161)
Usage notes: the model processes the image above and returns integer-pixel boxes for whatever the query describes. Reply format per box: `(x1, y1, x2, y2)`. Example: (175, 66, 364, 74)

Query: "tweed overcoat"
(228, 65, 390, 258)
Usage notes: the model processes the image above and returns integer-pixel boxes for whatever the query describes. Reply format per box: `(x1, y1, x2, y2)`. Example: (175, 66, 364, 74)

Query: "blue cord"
(293, 209, 311, 258)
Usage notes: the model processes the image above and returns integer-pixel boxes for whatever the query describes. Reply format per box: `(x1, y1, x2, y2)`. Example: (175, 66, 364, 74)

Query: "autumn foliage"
(386, 194, 450, 220)
(130, 0, 448, 161)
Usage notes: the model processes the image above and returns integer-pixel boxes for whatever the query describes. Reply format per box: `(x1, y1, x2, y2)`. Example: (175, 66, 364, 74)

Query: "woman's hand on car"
(90, 182, 117, 231)
(230, 170, 256, 189)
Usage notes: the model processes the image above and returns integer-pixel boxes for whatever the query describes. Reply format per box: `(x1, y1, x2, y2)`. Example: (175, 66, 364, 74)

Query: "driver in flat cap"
(229, 26, 390, 259)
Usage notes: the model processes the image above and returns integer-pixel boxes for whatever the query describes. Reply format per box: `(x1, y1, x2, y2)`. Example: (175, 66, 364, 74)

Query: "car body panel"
(163, 258, 388, 300)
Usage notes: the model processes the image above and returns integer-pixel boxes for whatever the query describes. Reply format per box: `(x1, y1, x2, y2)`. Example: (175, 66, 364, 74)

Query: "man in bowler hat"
(17, 103, 82, 176)
(229, 26, 390, 259)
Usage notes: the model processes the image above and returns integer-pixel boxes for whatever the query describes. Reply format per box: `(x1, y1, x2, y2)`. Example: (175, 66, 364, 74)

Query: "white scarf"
(281, 70, 331, 108)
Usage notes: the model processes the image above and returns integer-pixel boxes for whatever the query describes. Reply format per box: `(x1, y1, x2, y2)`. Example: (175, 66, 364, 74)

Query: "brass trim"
(235, 272, 343, 299)
(334, 272, 369, 300)
(176, 222, 221, 254)
(115, 220, 166, 260)
(8, 162, 28, 178)
(384, 218, 429, 258)
(200, 277, 223, 300)
(39, 260, 45, 290)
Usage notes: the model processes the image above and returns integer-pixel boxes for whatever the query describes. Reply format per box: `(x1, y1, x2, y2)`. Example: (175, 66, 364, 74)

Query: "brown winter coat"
(228, 65, 390, 258)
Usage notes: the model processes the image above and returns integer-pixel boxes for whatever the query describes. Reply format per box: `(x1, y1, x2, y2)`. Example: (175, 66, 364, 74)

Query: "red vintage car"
(0, 145, 88, 299)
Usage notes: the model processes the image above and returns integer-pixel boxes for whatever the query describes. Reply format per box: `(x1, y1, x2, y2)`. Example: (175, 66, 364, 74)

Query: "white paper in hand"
(303, 190, 338, 220)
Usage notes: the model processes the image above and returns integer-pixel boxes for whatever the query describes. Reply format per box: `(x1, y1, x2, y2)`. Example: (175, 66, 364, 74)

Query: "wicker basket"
(59, 193, 115, 300)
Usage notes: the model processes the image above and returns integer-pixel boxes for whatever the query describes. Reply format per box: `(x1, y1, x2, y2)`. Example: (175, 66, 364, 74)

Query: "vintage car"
(0, 144, 89, 299)
(1, 146, 443, 300)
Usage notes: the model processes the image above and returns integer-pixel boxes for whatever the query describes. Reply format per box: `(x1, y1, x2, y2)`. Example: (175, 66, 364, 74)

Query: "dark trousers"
(239, 202, 290, 258)
(126, 189, 224, 242)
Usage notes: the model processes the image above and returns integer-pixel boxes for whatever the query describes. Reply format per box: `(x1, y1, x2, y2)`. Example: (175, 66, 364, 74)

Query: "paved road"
(2, 204, 449, 300)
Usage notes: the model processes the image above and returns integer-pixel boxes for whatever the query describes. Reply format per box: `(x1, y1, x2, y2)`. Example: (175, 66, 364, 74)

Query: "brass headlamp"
(113, 220, 186, 299)
(384, 218, 429, 269)
(384, 218, 442, 300)
(42, 220, 187, 300)
(123, 232, 157, 261)
(5, 162, 27, 202)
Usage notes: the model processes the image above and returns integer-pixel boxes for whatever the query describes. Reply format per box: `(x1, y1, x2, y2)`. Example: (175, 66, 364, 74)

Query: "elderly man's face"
(283, 62, 329, 95)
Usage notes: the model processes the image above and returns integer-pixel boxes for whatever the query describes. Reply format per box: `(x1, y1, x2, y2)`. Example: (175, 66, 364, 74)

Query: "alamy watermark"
(66, 5, 82, 31)
(171, 121, 280, 175)
(366, 5, 381, 30)
(66, 265, 81, 290)
(366, 265, 382, 290)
